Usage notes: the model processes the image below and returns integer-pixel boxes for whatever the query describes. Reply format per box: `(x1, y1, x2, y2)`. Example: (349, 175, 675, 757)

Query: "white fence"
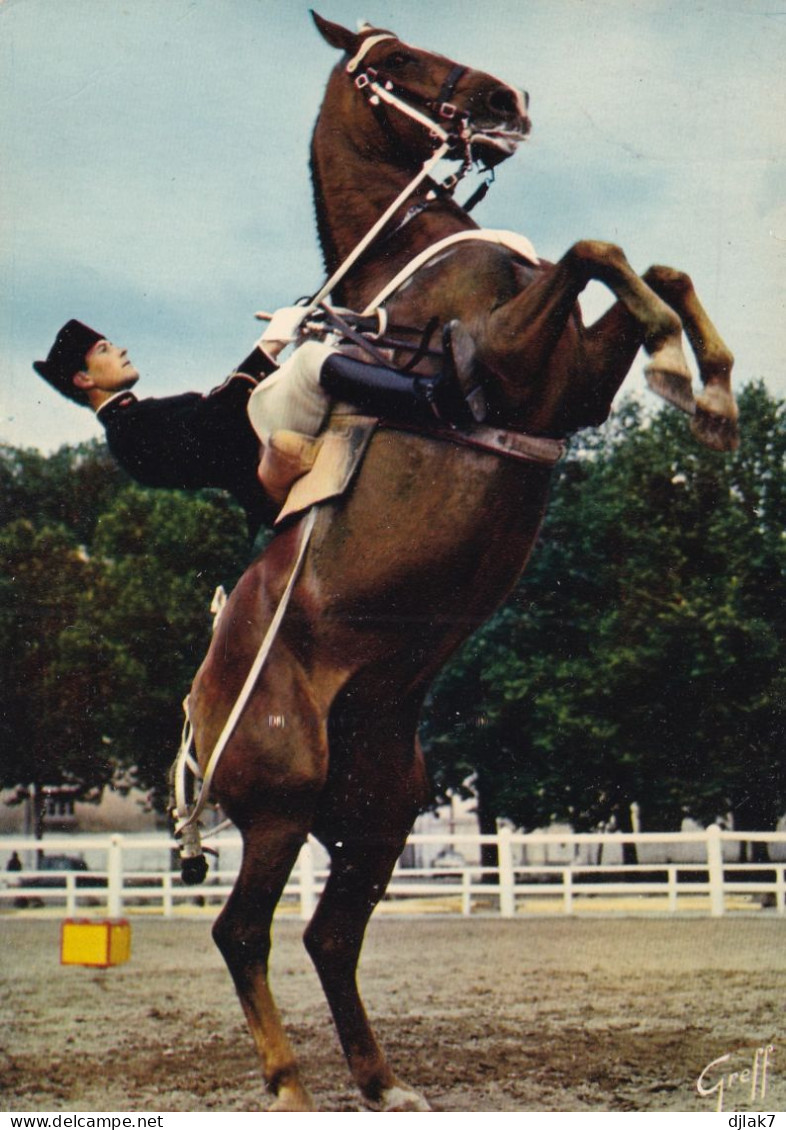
(2, 826, 785, 920)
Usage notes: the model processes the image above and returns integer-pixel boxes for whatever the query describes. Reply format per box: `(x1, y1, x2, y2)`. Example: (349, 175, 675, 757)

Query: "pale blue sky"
(2, 0, 784, 451)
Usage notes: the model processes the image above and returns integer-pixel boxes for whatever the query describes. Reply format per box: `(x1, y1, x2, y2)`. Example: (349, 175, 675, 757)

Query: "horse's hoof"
(369, 1084, 432, 1112)
(689, 385, 740, 452)
(181, 854, 209, 885)
(690, 405, 740, 452)
(268, 1084, 318, 1112)
(644, 364, 695, 417)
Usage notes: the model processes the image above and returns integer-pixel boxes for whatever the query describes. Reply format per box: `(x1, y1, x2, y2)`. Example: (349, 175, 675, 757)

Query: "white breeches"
(247, 341, 337, 443)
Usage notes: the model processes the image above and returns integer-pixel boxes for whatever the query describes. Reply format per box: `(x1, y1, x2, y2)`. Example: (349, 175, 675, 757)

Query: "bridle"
(346, 33, 477, 188)
(347, 32, 472, 156)
(308, 34, 501, 308)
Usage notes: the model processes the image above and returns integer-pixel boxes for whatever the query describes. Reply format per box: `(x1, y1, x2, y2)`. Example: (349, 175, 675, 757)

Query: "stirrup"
(170, 699, 210, 885)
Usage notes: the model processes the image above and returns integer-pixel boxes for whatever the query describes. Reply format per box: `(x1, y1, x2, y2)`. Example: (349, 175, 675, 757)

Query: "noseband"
(346, 34, 473, 160)
(306, 38, 497, 307)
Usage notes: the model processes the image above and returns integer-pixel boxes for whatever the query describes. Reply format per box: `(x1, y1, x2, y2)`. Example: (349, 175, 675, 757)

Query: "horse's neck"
(311, 123, 472, 307)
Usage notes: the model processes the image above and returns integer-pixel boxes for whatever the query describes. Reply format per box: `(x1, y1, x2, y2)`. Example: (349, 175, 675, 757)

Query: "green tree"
(63, 485, 249, 808)
(0, 441, 129, 544)
(0, 519, 112, 835)
(424, 384, 785, 843)
(0, 440, 253, 818)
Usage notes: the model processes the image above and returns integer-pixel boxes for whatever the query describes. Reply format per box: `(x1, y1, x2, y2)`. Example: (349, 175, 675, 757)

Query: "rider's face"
(80, 339, 139, 393)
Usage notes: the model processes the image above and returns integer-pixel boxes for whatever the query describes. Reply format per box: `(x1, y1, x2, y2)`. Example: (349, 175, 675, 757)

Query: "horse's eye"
(383, 51, 415, 70)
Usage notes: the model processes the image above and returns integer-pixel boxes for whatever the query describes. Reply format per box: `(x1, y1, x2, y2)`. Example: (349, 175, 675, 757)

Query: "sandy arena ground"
(1, 914, 783, 1113)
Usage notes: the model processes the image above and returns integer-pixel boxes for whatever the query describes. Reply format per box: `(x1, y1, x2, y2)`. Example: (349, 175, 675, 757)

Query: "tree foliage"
(424, 384, 785, 834)
(0, 440, 250, 817)
(0, 518, 103, 832)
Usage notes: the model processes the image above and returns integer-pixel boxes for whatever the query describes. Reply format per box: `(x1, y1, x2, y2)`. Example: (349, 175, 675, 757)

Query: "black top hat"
(33, 320, 105, 402)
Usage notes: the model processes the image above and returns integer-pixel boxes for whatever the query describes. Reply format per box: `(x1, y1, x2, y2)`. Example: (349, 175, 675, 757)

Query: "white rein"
(311, 36, 475, 308)
(173, 506, 318, 838)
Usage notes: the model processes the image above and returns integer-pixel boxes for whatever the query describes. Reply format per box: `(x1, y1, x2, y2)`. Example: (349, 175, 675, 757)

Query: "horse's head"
(312, 12, 530, 172)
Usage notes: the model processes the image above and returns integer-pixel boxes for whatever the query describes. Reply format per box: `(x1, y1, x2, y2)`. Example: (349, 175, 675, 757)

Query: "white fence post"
(461, 868, 472, 917)
(298, 838, 316, 921)
(65, 872, 76, 917)
(706, 824, 725, 918)
(667, 866, 678, 914)
(563, 867, 573, 915)
(107, 834, 124, 918)
(498, 827, 515, 918)
(162, 872, 173, 918)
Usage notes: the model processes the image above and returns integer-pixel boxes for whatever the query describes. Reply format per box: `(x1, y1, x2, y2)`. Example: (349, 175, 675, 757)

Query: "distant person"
(7, 851, 27, 908)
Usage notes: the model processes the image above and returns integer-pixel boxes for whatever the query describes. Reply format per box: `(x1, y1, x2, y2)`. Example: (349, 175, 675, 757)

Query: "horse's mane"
(309, 125, 341, 287)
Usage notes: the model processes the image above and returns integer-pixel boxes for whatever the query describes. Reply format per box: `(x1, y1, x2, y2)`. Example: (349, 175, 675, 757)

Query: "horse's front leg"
(575, 263, 737, 450)
(642, 265, 737, 451)
(477, 240, 737, 450)
(473, 239, 691, 434)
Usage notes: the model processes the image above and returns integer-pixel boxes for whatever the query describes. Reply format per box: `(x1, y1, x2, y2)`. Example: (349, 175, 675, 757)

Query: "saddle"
(262, 417, 378, 526)
(258, 320, 565, 525)
(259, 318, 482, 523)
(260, 413, 566, 528)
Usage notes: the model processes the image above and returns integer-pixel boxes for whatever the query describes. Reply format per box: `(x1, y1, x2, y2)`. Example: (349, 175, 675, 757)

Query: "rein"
(309, 142, 450, 309)
(173, 506, 318, 842)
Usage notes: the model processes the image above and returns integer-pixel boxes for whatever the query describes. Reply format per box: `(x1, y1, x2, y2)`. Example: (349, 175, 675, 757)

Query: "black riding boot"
(319, 354, 446, 422)
(319, 321, 485, 425)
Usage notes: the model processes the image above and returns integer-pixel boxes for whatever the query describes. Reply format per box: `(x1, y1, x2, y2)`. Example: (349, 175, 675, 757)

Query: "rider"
(34, 318, 471, 538)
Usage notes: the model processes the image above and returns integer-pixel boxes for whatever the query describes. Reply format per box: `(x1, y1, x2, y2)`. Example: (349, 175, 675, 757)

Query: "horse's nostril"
(488, 85, 522, 117)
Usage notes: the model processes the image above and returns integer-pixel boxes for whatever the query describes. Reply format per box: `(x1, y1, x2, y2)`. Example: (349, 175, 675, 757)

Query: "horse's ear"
(311, 11, 362, 56)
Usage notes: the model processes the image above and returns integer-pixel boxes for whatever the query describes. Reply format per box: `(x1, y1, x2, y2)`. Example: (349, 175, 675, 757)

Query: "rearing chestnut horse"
(188, 14, 737, 1111)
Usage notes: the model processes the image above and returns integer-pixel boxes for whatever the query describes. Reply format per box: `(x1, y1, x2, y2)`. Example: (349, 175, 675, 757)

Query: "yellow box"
(60, 918, 131, 968)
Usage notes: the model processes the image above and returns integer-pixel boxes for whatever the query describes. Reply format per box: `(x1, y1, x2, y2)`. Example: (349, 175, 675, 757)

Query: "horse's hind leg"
(305, 709, 432, 1111)
(305, 834, 430, 1111)
(193, 626, 328, 1110)
(212, 814, 317, 1111)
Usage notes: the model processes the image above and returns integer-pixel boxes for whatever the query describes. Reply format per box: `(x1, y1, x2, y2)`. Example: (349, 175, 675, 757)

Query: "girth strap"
(377, 417, 566, 467)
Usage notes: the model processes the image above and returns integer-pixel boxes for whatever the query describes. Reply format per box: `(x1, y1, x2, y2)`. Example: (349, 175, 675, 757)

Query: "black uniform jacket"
(96, 372, 276, 539)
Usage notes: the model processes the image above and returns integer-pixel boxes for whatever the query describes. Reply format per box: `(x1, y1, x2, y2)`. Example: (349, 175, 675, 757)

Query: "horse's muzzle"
(468, 120, 530, 166)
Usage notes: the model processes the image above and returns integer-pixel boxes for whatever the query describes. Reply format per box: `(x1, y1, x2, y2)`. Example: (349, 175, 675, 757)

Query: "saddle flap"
(275, 418, 378, 525)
